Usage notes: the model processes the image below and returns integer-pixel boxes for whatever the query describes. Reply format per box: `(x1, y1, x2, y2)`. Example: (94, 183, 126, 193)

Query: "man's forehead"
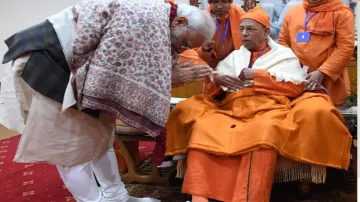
(240, 19, 263, 27)
(210, 0, 231, 3)
(310, 0, 326, 3)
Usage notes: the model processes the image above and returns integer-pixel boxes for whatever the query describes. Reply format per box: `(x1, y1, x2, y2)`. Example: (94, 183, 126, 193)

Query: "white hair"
(176, 4, 216, 42)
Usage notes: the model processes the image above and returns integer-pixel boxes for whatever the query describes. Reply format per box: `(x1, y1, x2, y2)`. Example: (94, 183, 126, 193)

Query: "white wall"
(174, 0, 190, 4)
(0, 0, 80, 79)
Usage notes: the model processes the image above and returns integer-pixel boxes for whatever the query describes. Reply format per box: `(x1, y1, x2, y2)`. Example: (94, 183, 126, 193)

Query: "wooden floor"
(0, 124, 18, 140)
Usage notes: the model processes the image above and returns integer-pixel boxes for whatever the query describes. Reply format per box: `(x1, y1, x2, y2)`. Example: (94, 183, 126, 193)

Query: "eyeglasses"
(210, 1, 231, 5)
(181, 45, 192, 50)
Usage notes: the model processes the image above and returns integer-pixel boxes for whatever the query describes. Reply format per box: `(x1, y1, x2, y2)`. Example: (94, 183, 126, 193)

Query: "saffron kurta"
(278, 0, 355, 105)
(184, 148, 277, 201)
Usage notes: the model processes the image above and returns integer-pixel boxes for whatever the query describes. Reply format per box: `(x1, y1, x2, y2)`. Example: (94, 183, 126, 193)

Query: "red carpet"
(0, 135, 154, 202)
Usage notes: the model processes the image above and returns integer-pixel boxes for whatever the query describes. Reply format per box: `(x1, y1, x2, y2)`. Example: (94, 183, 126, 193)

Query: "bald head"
(240, 19, 269, 51)
(170, 4, 216, 54)
(209, 0, 232, 17)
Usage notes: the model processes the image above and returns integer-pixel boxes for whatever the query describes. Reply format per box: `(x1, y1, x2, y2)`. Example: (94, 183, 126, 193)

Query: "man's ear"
(264, 27, 270, 38)
(171, 16, 189, 28)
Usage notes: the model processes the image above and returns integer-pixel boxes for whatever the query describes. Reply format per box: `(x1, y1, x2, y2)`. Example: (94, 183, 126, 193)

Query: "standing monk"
(198, 0, 245, 94)
(278, 0, 355, 105)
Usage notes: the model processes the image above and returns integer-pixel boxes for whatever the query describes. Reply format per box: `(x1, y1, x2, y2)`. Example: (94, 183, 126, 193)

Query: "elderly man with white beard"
(0, 0, 216, 201)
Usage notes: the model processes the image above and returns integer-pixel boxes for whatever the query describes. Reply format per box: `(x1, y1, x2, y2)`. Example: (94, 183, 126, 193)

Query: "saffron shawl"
(71, 0, 172, 137)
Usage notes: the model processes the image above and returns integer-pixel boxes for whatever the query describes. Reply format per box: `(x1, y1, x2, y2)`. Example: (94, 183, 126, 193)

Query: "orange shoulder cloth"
(303, 0, 352, 12)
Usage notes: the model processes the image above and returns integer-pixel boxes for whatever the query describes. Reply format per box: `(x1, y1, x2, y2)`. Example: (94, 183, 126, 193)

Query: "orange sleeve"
(178, 49, 208, 65)
(253, 70, 305, 98)
(278, 14, 291, 48)
(196, 47, 219, 68)
(318, 10, 355, 81)
(240, 8, 246, 16)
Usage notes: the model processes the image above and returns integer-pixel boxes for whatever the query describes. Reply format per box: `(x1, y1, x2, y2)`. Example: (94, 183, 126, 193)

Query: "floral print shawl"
(71, 0, 172, 137)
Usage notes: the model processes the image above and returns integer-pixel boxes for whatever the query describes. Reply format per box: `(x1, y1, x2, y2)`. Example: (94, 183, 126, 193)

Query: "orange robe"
(184, 149, 277, 201)
(166, 48, 352, 201)
(197, 4, 245, 95)
(278, 0, 355, 105)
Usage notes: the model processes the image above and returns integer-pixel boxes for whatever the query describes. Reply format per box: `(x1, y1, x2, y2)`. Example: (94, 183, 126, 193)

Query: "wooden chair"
(114, 120, 174, 185)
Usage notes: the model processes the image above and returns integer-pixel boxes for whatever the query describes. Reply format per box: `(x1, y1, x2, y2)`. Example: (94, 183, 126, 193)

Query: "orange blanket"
(166, 89, 352, 169)
(184, 148, 276, 202)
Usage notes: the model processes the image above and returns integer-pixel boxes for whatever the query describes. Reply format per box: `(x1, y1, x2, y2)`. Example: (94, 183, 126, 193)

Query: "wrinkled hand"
(214, 74, 244, 91)
(305, 70, 325, 91)
(172, 60, 213, 87)
(238, 68, 255, 81)
(202, 41, 215, 51)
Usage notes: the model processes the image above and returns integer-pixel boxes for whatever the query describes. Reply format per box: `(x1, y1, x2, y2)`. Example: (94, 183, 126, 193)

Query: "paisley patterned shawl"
(71, 0, 172, 137)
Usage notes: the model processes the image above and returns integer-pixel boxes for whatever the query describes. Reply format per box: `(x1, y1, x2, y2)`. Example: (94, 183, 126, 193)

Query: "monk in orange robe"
(166, 7, 352, 202)
(278, 0, 355, 105)
(197, 0, 245, 95)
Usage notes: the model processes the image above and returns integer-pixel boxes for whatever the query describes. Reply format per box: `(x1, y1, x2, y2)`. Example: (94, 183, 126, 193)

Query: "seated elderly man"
(166, 7, 352, 202)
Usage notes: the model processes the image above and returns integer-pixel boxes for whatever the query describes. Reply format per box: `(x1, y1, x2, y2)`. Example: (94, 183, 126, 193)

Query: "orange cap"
(240, 7, 270, 28)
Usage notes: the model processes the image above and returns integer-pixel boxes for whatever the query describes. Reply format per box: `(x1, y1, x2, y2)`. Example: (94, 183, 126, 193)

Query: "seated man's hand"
(238, 68, 255, 81)
(305, 70, 324, 91)
(202, 41, 215, 51)
(172, 61, 213, 87)
(214, 74, 244, 91)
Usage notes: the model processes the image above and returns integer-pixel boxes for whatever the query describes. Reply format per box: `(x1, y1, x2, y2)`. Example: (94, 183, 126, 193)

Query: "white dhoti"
(57, 148, 130, 202)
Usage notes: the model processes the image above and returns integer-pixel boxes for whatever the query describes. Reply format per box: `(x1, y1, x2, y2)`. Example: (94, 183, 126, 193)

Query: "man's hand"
(305, 70, 325, 91)
(172, 61, 213, 87)
(238, 68, 255, 81)
(214, 74, 244, 91)
(202, 41, 215, 51)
